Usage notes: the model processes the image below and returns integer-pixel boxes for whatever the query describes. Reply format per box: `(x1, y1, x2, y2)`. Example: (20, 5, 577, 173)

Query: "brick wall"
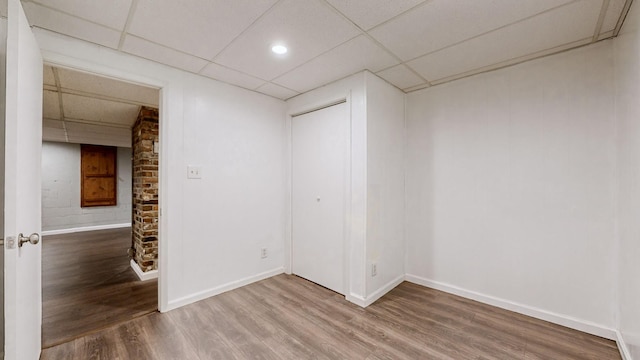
(131, 107, 159, 272)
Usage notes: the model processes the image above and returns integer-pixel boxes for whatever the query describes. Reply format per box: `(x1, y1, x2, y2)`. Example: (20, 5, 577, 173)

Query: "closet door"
(292, 102, 348, 295)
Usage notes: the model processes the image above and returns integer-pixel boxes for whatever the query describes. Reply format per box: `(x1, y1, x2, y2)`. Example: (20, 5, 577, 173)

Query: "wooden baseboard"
(42, 223, 131, 236)
(130, 259, 158, 281)
(165, 267, 285, 312)
(405, 274, 617, 340)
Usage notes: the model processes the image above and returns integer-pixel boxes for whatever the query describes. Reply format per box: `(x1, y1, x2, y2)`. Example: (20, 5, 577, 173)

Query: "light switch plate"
(187, 165, 202, 179)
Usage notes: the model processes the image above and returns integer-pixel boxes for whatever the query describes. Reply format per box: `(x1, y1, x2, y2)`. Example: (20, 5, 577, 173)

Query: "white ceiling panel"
(42, 127, 68, 143)
(62, 93, 141, 126)
(56, 67, 159, 106)
(122, 35, 209, 74)
(22, 2, 121, 49)
(200, 63, 266, 90)
(215, 0, 361, 81)
(127, 0, 277, 60)
(273, 35, 397, 92)
(601, 0, 627, 33)
(66, 133, 131, 148)
(29, 0, 132, 29)
(65, 121, 132, 136)
(43, 90, 60, 120)
(376, 64, 426, 90)
(255, 83, 299, 100)
(43, 65, 56, 86)
(325, 0, 427, 30)
(369, 0, 574, 61)
(43, 119, 65, 129)
(408, 0, 601, 82)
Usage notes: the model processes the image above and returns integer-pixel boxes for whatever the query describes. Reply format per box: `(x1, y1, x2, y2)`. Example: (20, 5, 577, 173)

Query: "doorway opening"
(40, 65, 160, 348)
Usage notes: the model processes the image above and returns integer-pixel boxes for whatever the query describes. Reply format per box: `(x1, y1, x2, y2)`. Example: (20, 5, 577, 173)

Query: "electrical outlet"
(261, 248, 268, 259)
(371, 263, 377, 277)
(187, 165, 202, 179)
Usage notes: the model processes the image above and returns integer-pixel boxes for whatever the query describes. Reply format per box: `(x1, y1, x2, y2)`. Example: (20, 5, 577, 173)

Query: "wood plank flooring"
(42, 228, 157, 348)
(41, 274, 621, 359)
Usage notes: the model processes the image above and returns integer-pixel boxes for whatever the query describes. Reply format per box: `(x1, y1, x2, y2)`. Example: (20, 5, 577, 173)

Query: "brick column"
(131, 107, 159, 272)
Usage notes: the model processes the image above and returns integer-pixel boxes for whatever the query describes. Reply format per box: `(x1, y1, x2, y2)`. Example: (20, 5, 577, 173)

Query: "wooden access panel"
(81, 144, 117, 207)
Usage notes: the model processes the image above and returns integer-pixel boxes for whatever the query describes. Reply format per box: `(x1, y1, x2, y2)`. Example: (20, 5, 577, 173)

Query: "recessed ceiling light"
(271, 44, 288, 55)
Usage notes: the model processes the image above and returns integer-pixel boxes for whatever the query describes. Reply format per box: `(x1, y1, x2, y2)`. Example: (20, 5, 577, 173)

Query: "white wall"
(365, 72, 405, 299)
(41, 141, 131, 232)
(614, 1, 640, 357)
(34, 29, 287, 311)
(405, 41, 617, 336)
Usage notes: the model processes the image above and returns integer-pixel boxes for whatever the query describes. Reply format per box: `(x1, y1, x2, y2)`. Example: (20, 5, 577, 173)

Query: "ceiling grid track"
(51, 68, 69, 142)
(118, 0, 139, 51)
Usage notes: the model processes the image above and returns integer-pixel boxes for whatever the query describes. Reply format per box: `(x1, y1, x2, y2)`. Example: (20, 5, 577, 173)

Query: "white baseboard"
(405, 274, 617, 341)
(347, 275, 405, 308)
(130, 259, 158, 281)
(42, 223, 131, 236)
(616, 330, 633, 360)
(165, 267, 285, 312)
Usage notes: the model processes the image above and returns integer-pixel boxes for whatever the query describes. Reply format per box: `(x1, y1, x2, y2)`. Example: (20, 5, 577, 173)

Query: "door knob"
(18, 233, 40, 247)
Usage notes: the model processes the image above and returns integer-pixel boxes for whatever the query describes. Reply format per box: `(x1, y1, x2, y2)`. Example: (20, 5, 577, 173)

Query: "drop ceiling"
(23, 0, 632, 100)
(42, 65, 159, 148)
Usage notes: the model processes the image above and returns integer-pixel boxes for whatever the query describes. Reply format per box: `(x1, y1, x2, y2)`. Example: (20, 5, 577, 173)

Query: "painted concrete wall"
(41, 141, 131, 232)
(405, 41, 617, 336)
(614, 0, 640, 357)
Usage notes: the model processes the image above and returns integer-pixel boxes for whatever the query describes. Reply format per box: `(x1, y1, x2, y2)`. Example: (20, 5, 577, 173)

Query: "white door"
(4, 0, 43, 358)
(292, 102, 348, 295)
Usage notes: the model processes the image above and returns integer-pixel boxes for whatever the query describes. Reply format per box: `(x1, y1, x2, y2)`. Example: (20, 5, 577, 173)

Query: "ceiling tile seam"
(593, 0, 611, 42)
(120, 34, 270, 85)
(399, 0, 586, 65)
(353, 0, 434, 32)
(428, 37, 594, 87)
(204, 0, 283, 69)
(317, 0, 431, 86)
(24, 1, 125, 33)
(199, 61, 271, 89)
(51, 67, 66, 123)
(373, 63, 430, 89)
(268, 33, 362, 85)
(61, 120, 69, 142)
(60, 117, 133, 130)
(261, 81, 298, 94)
(30, 25, 119, 50)
(118, 0, 139, 51)
(57, 87, 158, 108)
(614, 0, 635, 36)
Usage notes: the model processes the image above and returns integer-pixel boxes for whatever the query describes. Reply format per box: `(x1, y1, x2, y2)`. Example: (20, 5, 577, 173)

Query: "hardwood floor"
(42, 228, 157, 348)
(41, 274, 621, 359)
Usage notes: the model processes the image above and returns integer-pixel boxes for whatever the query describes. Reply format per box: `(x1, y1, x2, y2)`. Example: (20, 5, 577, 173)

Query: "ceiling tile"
(325, 0, 426, 30)
(43, 65, 56, 86)
(43, 90, 60, 120)
(255, 83, 299, 100)
(43, 119, 65, 129)
(200, 63, 266, 90)
(42, 128, 68, 143)
(30, 0, 132, 29)
(600, 0, 627, 34)
(122, 35, 209, 74)
(56, 67, 159, 106)
(62, 93, 141, 126)
(215, 0, 361, 81)
(127, 0, 277, 60)
(369, 0, 574, 61)
(407, 0, 601, 82)
(376, 64, 425, 90)
(273, 35, 397, 92)
(22, 2, 121, 49)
